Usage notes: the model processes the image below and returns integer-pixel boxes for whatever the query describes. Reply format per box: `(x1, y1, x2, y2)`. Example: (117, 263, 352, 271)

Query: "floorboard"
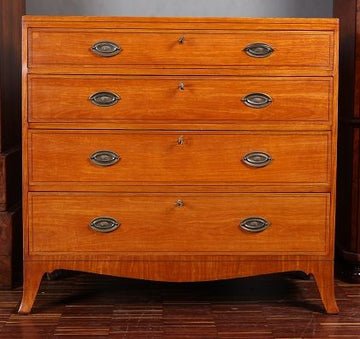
(1, 272, 360, 338)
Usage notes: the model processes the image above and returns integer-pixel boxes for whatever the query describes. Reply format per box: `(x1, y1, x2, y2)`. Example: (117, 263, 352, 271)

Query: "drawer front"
(28, 29, 333, 69)
(29, 131, 330, 185)
(28, 76, 331, 123)
(29, 193, 329, 254)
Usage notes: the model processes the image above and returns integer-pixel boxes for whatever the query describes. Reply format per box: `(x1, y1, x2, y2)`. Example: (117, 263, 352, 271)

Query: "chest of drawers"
(19, 16, 339, 314)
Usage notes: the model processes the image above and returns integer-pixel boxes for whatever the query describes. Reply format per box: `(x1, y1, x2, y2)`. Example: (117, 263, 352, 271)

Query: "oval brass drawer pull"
(240, 217, 270, 233)
(89, 91, 120, 107)
(90, 217, 120, 233)
(242, 93, 272, 109)
(244, 42, 274, 58)
(91, 41, 122, 57)
(242, 151, 272, 168)
(90, 150, 120, 167)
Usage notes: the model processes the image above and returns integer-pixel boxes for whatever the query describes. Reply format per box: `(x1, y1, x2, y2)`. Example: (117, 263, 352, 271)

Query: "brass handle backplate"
(90, 217, 120, 233)
(240, 217, 270, 233)
(242, 151, 272, 168)
(242, 93, 272, 109)
(91, 41, 122, 57)
(244, 42, 274, 58)
(90, 150, 120, 167)
(89, 91, 120, 107)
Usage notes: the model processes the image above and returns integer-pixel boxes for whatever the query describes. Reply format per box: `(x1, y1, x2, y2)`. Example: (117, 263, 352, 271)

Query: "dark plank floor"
(0, 271, 360, 338)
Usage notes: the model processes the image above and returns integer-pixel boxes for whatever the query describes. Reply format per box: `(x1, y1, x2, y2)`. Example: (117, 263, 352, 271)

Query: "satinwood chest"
(20, 16, 339, 314)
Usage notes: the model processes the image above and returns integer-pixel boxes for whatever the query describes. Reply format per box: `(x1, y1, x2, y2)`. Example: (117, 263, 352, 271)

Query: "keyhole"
(178, 35, 185, 44)
(176, 199, 184, 207)
(177, 136, 185, 145)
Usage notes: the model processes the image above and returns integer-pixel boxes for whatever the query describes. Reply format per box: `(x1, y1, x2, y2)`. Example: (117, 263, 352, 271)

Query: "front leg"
(18, 261, 46, 314)
(310, 261, 339, 314)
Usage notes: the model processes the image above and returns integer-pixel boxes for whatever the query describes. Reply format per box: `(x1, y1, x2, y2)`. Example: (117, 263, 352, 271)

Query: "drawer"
(28, 29, 333, 70)
(28, 131, 330, 186)
(28, 76, 332, 124)
(29, 193, 329, 254)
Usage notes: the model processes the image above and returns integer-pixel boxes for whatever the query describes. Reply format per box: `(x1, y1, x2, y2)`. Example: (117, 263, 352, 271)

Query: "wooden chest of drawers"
(20, 16, 339, 314)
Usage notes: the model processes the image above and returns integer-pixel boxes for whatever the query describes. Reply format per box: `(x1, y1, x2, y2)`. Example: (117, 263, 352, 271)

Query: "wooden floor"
(0, 271, 360, 338)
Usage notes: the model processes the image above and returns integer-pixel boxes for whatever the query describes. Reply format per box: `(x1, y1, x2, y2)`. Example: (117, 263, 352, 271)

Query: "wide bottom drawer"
(29, 193, 329, 255)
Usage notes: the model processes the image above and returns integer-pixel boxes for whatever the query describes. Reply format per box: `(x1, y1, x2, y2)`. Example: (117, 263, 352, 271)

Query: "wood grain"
(28, 192, 329, 255)
(22, 15, 339, 28)
(333, 0, 360, 282)
(28, 75, 332, 124)
(3, 271, 358, 337)
(0, 206, 22, 288)
(4, 272, 360, 337)
(28, 29, 333, 70)
(0, 0, 24, 152)
(0, 0, 25, 289)
(18, 260, 338, 315)
(21, 17, 339, 315)
(28, 130, 330, 186)
(0, 148, 21, 210)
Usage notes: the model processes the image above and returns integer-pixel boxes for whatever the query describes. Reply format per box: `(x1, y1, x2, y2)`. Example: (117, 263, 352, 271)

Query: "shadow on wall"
(26, 0, 333, 17)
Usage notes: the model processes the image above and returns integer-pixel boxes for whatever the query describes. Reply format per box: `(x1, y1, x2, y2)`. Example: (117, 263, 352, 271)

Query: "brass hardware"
(90, 150, 120, 166)
(175, 199, 184, 207)
(178, 82, 185, 91)
(177, 136, 185, 145)
(244, 42, 274, 58)
(90, 217, 120, 233)
(89, 91, 120, 107)
(240, 217, 270, 233)
(242, 151, 272, 168)
(91, 41, 122, 57)
(242, 93, 272, 109)
(178, 35, 186, 44)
